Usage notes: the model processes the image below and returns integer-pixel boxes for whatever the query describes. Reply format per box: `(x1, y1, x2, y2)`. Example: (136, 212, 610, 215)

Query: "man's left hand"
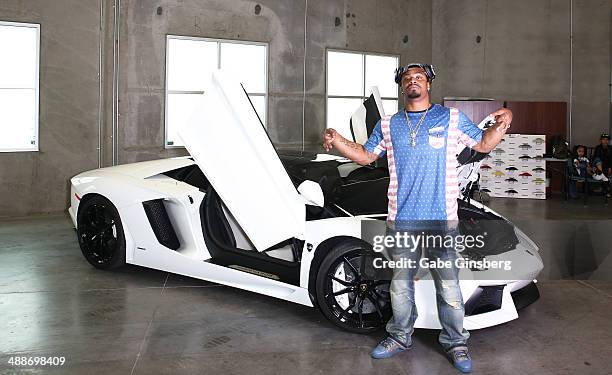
(491, 108, 513, 133)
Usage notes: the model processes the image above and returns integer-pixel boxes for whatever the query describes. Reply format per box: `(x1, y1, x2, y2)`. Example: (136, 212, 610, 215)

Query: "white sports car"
(68, 71, 542, 333)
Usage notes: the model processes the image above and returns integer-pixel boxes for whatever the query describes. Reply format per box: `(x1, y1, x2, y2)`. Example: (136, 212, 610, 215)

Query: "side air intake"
(142, 199, 180, 250)
(464, 285, 505, 316)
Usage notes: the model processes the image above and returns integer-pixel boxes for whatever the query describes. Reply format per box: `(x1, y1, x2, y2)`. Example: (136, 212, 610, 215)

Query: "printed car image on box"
(479, 134, 545, 199)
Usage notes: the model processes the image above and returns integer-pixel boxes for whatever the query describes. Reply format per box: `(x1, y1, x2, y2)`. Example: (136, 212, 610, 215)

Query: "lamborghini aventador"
(68, 70, 542, 333)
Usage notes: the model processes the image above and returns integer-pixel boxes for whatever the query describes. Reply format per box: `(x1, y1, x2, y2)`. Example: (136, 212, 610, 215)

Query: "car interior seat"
(202, 186, 301, 265)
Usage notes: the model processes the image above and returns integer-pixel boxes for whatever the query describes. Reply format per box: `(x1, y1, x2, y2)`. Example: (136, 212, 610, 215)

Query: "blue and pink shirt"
(364, 104, 483, 222)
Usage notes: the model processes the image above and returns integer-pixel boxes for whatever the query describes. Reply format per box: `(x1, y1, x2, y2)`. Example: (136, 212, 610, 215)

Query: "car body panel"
(350, 87, 385, 144)
(93, 157, 196, 179)
(177, 70, 305, 251)
(68, 154, 543, 330)
(301, 216, 365, 287)
(411, 279, 520, 330)
(131, 232, 313, 306)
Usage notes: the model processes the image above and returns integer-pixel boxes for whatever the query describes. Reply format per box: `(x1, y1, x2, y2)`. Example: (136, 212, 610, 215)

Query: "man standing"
(322, 63, 512, 373)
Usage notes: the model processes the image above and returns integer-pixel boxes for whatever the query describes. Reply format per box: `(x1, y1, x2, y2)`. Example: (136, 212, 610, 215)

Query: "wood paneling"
(443, 100, 504, 124)
(505, 101, 567, 138)
(444, 101, 568, 141)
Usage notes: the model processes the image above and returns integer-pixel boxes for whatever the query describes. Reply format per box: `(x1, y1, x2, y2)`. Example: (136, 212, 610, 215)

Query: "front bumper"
(510, 281, 540, 311)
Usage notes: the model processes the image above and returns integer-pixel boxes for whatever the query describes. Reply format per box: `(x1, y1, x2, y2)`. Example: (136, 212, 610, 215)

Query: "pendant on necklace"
(410, 138, 416, 147)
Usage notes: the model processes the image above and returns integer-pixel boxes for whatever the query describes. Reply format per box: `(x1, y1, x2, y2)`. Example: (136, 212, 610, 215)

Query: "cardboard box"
(478, 134, 546, 199)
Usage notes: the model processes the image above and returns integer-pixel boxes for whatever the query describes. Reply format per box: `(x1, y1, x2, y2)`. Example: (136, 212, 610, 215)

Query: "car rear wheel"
(315, 240, 392, 333)
(77, 195, 126, 270)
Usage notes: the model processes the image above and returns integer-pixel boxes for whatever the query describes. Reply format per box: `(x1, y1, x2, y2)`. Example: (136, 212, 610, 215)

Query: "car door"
(349, 87, 385, 144)
(178, 70, 305, 251)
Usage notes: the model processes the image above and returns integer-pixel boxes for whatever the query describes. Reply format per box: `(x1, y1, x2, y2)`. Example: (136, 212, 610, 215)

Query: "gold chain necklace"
(404, 107, 429, 147)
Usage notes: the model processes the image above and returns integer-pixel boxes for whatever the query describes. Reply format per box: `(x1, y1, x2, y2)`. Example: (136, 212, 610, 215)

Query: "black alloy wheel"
(315, 240, 392, 333)
(77, 195, 126, 269)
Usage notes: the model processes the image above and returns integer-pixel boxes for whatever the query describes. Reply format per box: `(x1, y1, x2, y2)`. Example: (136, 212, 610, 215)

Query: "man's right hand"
(323, 128, 337, 152)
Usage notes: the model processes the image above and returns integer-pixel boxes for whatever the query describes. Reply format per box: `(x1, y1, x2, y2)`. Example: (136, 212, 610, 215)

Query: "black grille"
(142, 200, 180, 250)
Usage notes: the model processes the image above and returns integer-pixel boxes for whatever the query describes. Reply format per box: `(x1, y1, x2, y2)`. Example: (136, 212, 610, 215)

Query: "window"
(165, 36, 267, 147)
(326, 50, 399, 140)
(0, 22, 40, 152)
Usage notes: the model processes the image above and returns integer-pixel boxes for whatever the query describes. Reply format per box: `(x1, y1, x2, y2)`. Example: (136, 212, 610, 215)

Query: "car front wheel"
(77, 195, 126, 270)
(315, 240, 392, 333)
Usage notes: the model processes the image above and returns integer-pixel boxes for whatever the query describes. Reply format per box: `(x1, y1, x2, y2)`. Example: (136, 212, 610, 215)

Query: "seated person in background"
(568, 145, 594, 199)
(592, 133, 611, 182)
(573, 145, 590, 177)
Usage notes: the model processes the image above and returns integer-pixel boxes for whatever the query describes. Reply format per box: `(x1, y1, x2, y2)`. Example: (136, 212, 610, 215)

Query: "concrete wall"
(118, 0, 432, 162)
(0, 0, 610, 216)
(0, 0, 432, 217)
(0, 1, 101, 217)
(572, 0, 611, 145)
(432, 0, 611, 146)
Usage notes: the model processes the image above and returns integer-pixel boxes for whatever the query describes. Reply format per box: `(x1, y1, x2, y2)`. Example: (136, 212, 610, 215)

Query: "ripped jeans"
(383, 224, 470, 350)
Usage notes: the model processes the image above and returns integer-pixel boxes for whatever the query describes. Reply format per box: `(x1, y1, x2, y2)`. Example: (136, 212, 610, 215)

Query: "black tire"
(315, 240, 392, 333)
(77, 195, 126, 270)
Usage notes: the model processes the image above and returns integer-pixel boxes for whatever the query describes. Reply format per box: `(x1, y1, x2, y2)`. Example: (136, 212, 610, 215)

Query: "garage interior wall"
(0, 1, 101, 218)
(0, 0, 610, 217)
(431, 0, 611, 147)
(117, 0, 431, 164)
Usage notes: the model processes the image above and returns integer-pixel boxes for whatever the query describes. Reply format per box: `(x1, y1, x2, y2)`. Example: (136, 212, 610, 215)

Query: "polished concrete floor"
(1, 196, 611, 375)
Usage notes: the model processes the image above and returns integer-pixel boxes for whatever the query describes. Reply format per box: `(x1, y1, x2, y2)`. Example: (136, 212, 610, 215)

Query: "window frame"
(164, 35, 268, 149)
(0, 21, 41, 153)
(325, 48, 400, 133)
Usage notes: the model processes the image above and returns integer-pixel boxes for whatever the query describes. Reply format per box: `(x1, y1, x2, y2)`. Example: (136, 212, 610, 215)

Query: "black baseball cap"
(601, 133, 610, 140)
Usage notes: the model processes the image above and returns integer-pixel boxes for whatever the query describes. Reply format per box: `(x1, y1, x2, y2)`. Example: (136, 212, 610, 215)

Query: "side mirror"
(297, 180, 325, 207)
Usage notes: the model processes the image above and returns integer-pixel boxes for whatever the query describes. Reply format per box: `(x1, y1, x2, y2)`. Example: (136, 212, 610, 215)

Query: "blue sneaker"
(370, 336, 411, 359)
(446, 346, 472, 373)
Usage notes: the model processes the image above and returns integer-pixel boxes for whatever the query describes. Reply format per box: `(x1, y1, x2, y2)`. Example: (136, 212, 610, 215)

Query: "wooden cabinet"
(505, 101, 567, 148)
(443, 100, 503, 124)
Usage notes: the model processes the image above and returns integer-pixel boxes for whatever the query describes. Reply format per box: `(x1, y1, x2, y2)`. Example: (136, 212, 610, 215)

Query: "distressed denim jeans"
(383, 224, 470, 350)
